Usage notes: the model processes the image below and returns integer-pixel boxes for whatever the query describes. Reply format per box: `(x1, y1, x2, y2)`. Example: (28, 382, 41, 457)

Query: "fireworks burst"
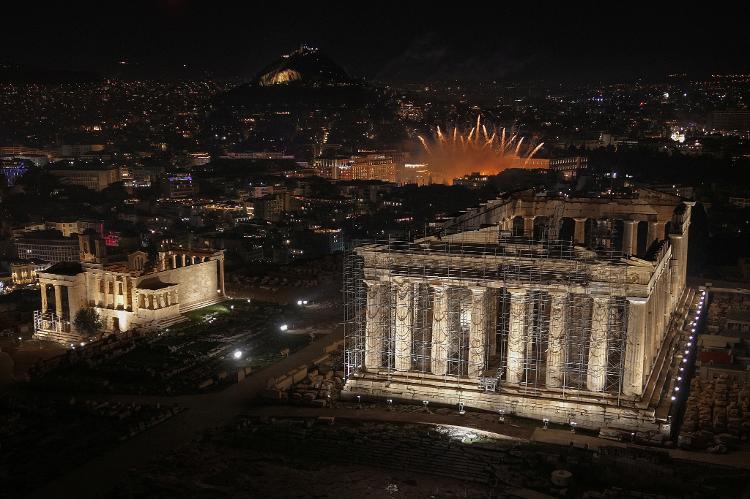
(417, 115, 544, 184)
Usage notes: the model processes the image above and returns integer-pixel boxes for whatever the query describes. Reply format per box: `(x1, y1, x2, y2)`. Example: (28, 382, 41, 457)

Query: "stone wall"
(343, 375, 660, 432)
(151, 260, 219, 308)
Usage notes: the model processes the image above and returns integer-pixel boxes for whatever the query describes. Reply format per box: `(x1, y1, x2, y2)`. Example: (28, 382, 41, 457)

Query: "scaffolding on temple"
(343, 212, 632, 405)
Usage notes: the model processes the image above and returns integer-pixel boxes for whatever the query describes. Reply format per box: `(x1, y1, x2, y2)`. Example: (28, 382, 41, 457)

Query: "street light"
(279, 324, 288, 332)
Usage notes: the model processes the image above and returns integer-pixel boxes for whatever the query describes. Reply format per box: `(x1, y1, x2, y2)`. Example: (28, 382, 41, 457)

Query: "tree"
(73, 307, 102, 336)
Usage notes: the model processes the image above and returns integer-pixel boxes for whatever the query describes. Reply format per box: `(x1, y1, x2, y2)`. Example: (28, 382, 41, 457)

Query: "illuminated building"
(313, 154, 352, 179)
(166, 173, 198, 199)
(0, 159, 29, 186)
(14, 231, 81, 264)
(49, 163, 120, 192)
(549, 156, 588, 180)
(10, 260, 49, 285)
(34, 234, 226, 344)
(351, 151, 403, 183)
(344, 188, 694, 432)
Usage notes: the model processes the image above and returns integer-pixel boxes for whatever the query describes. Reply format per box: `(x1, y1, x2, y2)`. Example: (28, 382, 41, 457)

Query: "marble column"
(622, 220, 636, 256)
(181, 254, 187, 267)
(545, 291, 567, 388)
(40, 284, 48, 313)
(586, 296, 609, 392)
(523, 216, 535, 238)
(430, 284, 449, 376)
(669, 233, 685, 298)
(506, 288, 526, 384)
(623, 297, 647, 396)
(364, 281, 385, 371)
(647, 220, 665, 249)
(171, 254, 177, 269)
(54, 284, 63, 318)
(394, 281, 413, 372)
(573, 218, 586, 245)
(467, 287, 488, 378)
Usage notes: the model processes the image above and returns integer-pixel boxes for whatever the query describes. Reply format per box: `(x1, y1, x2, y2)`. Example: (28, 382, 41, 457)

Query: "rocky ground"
(111, 416, 750, 499)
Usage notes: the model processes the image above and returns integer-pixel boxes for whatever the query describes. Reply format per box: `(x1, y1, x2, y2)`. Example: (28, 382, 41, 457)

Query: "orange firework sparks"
(417, 115, 543, 184)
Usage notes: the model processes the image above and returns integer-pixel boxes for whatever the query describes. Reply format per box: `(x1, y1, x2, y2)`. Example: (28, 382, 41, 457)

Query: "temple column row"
(361, 281, 642, 395)
(567, 218, 670, 257)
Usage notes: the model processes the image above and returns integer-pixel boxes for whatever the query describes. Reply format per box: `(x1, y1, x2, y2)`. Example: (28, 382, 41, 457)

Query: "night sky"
(3, 1, 748, 82)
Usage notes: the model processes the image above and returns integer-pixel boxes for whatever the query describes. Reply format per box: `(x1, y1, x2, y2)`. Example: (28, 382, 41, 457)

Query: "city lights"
(2, 8, 746, 496)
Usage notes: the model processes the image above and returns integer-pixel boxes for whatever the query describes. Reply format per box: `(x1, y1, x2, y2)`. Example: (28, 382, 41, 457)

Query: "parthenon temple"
(343, 188, 694, 431)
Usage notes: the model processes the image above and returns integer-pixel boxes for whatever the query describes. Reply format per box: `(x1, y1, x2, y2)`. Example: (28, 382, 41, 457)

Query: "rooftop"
(43, 262, 84, 276)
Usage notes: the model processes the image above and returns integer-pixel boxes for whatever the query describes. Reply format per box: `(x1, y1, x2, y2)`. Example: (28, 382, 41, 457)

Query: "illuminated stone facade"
(344, 188, 694, 432)
(33, 240, 225, 344)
